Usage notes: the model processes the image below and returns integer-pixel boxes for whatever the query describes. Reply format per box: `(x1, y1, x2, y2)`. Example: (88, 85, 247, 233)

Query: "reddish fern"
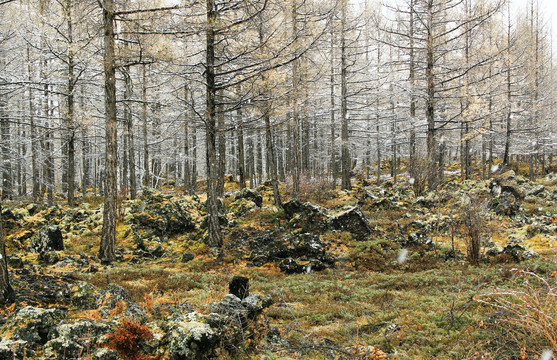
(103, 318, 156, 360)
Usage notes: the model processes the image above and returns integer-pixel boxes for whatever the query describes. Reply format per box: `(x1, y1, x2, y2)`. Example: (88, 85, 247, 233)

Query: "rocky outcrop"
(328, 206, 374, 241)
(282, 200, 328, 234)
(32, 225, 64, 254)
(248, 232, 336, 273)
(234, 188, 263, 208)
(128, 189, 195, 236)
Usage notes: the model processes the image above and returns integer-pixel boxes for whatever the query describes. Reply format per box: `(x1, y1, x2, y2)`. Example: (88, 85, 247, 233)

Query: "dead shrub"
(460, 196, 488, 265)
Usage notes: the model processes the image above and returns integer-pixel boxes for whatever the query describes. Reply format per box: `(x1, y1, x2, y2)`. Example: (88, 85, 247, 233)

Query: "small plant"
(103, 318, 156, 360)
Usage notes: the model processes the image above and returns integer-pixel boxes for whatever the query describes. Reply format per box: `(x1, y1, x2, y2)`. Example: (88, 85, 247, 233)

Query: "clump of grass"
(475, 270, 557, 358)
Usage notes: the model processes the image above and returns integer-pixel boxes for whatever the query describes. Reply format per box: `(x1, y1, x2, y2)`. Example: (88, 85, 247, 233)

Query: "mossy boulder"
(234, 188, 263, 208)
(282, 200, 328, 233)
(128, 190, 195, 236)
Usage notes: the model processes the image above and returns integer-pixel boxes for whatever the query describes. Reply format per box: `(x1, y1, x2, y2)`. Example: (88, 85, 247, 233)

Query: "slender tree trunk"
(330, 15, 337, 187)
(0, 86, 11, 201)
(217, 105, 225, 196)
(503, 6, 512, 167)
(27, 46, 40, 201)
(426, 0, 437, 187)
(237, 106, 246, 189)
(291, 0, 301, 198)
(340, 0, 351, 190)
(0, 200, 14, 304)
(191, 120, 197, 193)
(99, 0, 117, 262)
(205, 0, 222, 250)
(376, 45, 381, 184)
(142, 65, 150, 188)
(409, 0, 417, 179)
(183, 84, 191, 193)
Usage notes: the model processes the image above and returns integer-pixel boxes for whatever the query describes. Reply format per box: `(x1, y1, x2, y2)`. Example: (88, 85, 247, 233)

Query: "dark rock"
(128, 190, 196, 236)
(37, 251, 60, 265)
(27, 203, 39, 216)
(248, 232, 335, 273)
(181, 252, 195, 263)
(282, 200, 328, 233)
(279, 258, 305, 274)
(328, 206, 373, 241)
(501, 244, 539, 262)
(148, 245, 165, 258)
(8, 255, 24, 268)
(490, 193, 520, 216)
(32, 225, 64, 253)
(401, 232, 435, 248)
(235, 188, 263, 207)
(229, 275, 249, 300)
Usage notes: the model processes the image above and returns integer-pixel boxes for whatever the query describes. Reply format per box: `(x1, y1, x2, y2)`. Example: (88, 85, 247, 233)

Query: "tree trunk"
(27, 46, 40, 201)
(503, 7, 512, 167)
(217, 105, 225, 196)
(205, 0, 222, 250)
(237, 106, 246, 189)
(291, 0, 301, 198)
(330, 15, 337, 187)
(142, 65, 150, 188)
(0, 200, 14, 304)
(64, 0, 76, 207)
(99, 0, 117, 262)
(340, 0, 351, 190)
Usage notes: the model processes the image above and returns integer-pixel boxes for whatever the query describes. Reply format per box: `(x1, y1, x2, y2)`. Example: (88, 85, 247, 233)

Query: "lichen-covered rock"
(228, 198, 257, 217)
(163, 318, 217, 360)
(0, 339, 29, 359)
(44, 319, 112, 360)
(234, 188, 263, 208)
(32, 225, 64, 253)
(93, 348, 122, 360)
(5, 306, 67, 347)
(328, 206, 373, 241)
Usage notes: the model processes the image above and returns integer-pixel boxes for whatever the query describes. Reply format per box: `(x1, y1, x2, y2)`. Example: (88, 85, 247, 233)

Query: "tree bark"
(237, 106, 246, 189)
(340, 0, 351, 190)
(0, 200, 14, 304)
(205, 0, 222, 250)
(99, 0, 117, 262)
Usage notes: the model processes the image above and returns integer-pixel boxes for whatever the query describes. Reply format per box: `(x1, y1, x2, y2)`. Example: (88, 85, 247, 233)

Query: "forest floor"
(1, 163, 557, 359)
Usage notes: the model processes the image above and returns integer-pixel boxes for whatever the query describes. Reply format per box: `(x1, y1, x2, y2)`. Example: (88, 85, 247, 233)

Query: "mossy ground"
(2, 165, 557, 359)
